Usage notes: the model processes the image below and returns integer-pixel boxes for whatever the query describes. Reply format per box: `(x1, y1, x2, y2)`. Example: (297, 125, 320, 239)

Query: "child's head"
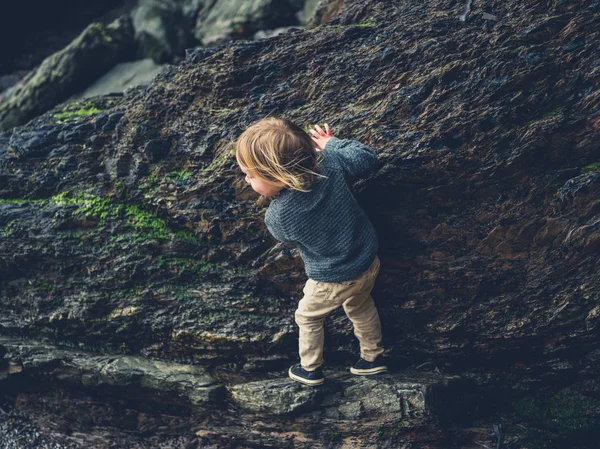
(235, 117, 324, 197)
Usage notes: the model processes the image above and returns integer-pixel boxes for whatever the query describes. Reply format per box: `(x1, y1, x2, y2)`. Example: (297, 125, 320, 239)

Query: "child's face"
(239, 165, 283, 198)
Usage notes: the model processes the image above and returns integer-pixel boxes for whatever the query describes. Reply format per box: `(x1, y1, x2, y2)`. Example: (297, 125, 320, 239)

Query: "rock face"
(1, 0, 600, 446)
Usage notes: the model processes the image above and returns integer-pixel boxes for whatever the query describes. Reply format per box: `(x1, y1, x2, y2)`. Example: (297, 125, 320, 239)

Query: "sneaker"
(350, 357, 388, 375)
(288, 364, 325, 386)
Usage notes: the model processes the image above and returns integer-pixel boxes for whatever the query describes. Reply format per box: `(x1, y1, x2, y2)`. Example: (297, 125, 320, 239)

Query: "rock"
(229, 377, 322, 414)
(193, 0, 299, 46)
(0, 16, 134, 132)
(302, 0, 322, 25)
(133, 0, 202, 63)
(229, 371, 476, 423)
(0, 74, 23, 98)
(305, 0, 345, 29)
(254, 26, 304, 40)
(70, 59, 167, 100)
(0, 337, 224, 408)
(557, 172, 600, 203)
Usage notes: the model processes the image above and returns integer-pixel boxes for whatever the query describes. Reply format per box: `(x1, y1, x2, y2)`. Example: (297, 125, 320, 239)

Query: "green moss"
(0, 219, 21, 237)
(582, 162, 600, 173)
(202, 150, 234, 172)
(211, 107, 240, 114)
(165, 170, 193, 183)
(514, 389, 600, 437)
(32, 280, 57, 293)
(156, 256, 217, 277)
(308, 23, 376, 33)
(375, 419, 407, 441)
(0, 198, 45, 204)
(102, 286, 144, 302)
(99, 26, 114, 43)
(50, 189, 205, 245)
(54, 106, 102, 119)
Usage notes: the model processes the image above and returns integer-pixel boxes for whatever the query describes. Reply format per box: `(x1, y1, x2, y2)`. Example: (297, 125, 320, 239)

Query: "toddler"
(234, 117, 386, 386)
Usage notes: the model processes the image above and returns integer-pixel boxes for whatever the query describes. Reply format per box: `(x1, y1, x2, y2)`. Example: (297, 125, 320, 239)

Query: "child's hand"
(309, 123, 334, 151)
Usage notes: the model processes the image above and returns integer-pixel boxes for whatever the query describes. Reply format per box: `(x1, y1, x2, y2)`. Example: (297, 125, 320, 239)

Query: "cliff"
(1, 0, 599, 447)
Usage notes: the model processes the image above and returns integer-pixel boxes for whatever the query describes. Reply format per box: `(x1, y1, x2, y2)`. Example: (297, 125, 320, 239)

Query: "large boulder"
(305, 0, 345, 28)
(1, 0, 600, 445)
(193, 0, 299, 46)
(0, 16, 134, 132)
(132, 0, 204, 63)
(70, 59, 167, 100)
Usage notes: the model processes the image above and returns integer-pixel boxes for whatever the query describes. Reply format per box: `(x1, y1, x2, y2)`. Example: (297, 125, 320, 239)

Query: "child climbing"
(234, 117, 386, 386)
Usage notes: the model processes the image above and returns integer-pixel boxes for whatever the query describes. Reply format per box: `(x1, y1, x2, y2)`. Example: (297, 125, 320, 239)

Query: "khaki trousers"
(295, 256, 384, 371)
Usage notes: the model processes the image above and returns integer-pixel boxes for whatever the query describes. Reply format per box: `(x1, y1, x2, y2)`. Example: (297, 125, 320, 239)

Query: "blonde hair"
(234, 117, 326, 193)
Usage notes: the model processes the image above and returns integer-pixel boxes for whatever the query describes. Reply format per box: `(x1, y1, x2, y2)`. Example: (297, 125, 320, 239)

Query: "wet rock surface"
(1, 0, 600, 446)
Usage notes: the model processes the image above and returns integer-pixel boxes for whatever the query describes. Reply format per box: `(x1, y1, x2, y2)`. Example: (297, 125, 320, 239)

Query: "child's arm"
(309, 123, 381, 183)
(324, 137, 381, 184)
(264, 205, 291, 243)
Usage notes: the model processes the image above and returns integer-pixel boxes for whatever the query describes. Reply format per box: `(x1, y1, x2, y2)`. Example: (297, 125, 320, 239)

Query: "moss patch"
(54, 107, 103, 119)
(50, 189, 204, 245)
(582, 162, 600, 173)
(513, 389, 600, 447)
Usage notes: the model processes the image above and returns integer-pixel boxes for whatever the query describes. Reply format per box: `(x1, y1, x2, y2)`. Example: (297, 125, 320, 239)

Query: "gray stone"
(194, 0, 298, 46)
(302, 0, 322, 24)
(305, 0, 345, 29)
(345, 379, 403, 416)
(338, 400, 363, 420)
(0, 337, 223, 408)
(133, 0, 202, 63)
(253, 26, 303, 40)
(70, 59, 167, 100)
(0, 16, 134, 132)
(229, 377, 322, 414)
(228, 370, 473, 421)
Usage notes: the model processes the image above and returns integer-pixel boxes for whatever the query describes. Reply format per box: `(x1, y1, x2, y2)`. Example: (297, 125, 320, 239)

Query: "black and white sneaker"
(288, 364, 325, 386)
(350, 357, 388, 375)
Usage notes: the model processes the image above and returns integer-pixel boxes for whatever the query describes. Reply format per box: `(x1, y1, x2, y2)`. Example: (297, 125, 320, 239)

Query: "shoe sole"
(288, 367, 325, 386)
(350, 366, 388, 375)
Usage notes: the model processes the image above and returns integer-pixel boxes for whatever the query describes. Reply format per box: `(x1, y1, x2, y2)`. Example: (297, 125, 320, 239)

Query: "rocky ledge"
(1, 337, 476, 419)
(1, 337, 477, 447)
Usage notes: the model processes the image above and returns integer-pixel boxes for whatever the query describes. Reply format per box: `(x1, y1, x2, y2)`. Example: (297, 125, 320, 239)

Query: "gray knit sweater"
(264, 137, 381, 282)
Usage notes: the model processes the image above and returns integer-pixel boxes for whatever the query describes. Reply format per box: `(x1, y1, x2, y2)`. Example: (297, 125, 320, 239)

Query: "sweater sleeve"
(264, 202, 291, 243)
(324, 137, 381, 184)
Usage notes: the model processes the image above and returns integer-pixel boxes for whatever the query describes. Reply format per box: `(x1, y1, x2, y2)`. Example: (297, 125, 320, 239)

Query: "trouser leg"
(343, 293, 384, 362)
(295, 279, 338, 371)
